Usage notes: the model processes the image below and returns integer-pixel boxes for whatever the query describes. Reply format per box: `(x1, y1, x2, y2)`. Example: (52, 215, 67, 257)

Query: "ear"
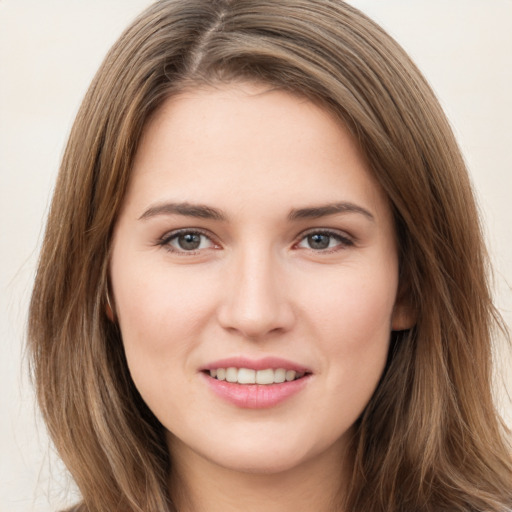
(391, 303, 416, 331)
(105, 285, 116, 322)
(391, 283, 416, 331)
(106, 301, 116, 322)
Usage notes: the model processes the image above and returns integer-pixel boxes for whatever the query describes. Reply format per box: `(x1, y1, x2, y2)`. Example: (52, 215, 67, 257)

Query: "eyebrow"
(139, 202, 226, 221)
(138, 200, 374, 223)
(288, 202, 375, 221)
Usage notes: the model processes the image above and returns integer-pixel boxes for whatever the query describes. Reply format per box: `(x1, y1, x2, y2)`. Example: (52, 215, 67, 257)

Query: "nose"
(217, 248, 296, 340)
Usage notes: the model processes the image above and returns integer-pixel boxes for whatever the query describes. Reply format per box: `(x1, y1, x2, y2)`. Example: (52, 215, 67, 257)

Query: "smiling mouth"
(205, 367, 308, 385)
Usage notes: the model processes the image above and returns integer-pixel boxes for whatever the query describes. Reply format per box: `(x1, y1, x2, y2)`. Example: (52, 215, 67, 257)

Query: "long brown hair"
(28, 1, 512, 511)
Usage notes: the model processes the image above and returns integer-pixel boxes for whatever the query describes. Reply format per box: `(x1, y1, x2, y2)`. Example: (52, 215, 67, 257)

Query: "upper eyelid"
(156, 227, 354, 249)
(158, 228, 220, 254)
(293, 229, 356, 253)
(296, 227, 354, 241)
(160, 227, 216, 242)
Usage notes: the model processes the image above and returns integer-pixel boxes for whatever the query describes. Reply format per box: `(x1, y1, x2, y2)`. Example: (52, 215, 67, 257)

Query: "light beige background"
(1, 1, 511, 511)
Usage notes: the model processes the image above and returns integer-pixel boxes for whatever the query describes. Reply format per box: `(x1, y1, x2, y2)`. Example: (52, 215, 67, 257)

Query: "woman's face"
(110, 83, 412, 476)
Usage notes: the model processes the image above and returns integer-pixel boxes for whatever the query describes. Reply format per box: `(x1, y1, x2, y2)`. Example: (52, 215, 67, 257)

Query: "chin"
(208, 448, 311, 475)
(205, 429, 345, 477)
(168, 426, 324, 475)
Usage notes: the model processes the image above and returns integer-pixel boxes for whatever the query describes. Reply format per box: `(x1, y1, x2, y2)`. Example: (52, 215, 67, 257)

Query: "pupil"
(178, 233, 201, 250)
(308, 233, 330, 249)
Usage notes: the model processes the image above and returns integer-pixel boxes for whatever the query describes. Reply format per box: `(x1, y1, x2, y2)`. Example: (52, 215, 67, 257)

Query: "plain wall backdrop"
(1, 1, 511, 510)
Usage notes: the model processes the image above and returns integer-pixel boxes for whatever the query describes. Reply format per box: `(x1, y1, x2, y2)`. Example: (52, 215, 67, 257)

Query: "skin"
(110, 82, 413, 512)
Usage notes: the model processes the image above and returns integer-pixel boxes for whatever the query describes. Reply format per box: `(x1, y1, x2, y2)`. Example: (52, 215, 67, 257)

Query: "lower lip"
(202, 373, 311, 409)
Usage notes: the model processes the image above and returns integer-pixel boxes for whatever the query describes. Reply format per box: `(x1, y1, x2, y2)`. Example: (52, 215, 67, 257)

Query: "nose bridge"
(218, 242, 294, 338)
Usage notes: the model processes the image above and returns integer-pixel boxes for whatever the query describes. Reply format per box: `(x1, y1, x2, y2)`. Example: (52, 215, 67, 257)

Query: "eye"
(159, 229, 217, 253)
(296, 231, 353, 251)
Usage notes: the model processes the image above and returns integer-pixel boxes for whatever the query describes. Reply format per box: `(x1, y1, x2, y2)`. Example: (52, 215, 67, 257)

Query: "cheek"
(300, 262, 398, 406)
(111, 258, 216, 371)
(304, 263, 398, 343)
(111, 262, 217, 420)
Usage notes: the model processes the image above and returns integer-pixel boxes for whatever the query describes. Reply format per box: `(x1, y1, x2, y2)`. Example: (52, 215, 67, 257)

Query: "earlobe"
(105, 286, 116, 322)
(391, 300, 416, 331)
(391, 279, 416, 331)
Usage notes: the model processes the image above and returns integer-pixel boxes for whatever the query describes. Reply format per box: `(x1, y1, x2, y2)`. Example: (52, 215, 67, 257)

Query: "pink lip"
(202, 373, 311, 409)
(200, 356, 312, 409)
(201, 356, 311, 373)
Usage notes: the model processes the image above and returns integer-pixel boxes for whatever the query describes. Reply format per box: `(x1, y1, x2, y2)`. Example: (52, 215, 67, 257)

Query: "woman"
(28, 1, 512, 511)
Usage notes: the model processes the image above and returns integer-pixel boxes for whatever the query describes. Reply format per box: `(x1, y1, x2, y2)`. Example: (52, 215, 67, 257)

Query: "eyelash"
(295, 229, 354, 253)
(157, 228, 218, 254)
(157, 228, 354, 255)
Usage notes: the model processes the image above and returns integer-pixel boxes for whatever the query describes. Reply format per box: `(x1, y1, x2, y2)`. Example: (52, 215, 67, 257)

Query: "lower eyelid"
(296, 231, 354, 249)
(156, 229, 353, 253)
(158, 229, 218, 252)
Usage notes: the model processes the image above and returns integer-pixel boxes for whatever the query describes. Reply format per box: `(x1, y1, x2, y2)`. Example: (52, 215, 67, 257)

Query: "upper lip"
(201, 356, 311, 373)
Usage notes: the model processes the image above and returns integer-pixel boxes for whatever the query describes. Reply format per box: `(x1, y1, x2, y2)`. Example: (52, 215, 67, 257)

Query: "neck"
(168, 436, 351, 512)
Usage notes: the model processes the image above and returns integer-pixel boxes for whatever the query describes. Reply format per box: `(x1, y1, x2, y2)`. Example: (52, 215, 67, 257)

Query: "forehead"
(122, 82, 390, 221)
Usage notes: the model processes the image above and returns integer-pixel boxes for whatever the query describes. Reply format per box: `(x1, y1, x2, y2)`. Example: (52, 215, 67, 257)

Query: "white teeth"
(226, 367, 238, 383)
(237, 368, 256, 384)
(274, 368, 286, 383)
(208, 367, 305, 385)
(286, 370, 297, 381)
(256, 368, 274, 385)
